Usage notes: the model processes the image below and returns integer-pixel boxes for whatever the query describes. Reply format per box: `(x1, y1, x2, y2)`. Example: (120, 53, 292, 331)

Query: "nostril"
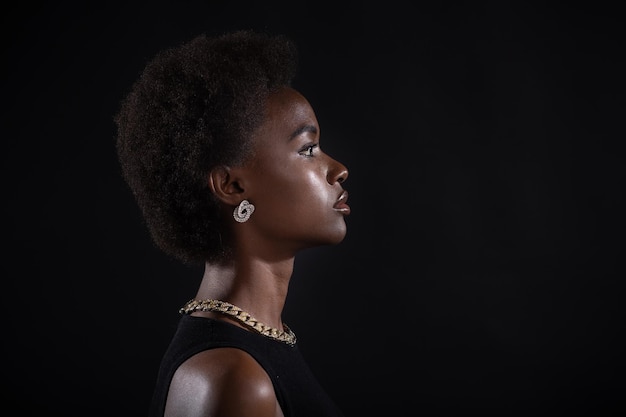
(336, 167, 348, 184)
(329, 161, 348, 184)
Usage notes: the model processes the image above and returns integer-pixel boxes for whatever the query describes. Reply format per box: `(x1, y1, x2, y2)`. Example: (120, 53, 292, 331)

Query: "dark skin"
(164, 87, 350, 417)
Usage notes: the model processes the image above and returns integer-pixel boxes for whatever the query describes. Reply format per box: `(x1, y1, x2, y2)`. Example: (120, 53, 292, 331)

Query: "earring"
(233, 199, 255, 223)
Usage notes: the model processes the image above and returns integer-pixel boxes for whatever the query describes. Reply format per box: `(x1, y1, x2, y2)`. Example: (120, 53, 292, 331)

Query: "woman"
(115, 30, 350, 417)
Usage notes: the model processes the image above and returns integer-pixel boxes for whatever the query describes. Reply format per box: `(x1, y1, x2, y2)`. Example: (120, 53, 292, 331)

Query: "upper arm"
(164, 347, 281, 417)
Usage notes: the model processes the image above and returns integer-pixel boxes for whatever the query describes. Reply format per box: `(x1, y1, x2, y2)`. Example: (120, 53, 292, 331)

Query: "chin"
(325, 224, 348, 245)
(300, 220, 347, 247)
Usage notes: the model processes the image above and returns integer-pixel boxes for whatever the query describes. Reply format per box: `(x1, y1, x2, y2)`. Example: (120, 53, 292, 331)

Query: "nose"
(328, 156, 348, 184)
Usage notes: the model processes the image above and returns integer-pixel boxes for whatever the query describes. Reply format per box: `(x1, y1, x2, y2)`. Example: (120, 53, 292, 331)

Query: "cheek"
(304, 169, 327, 188)
(257, 169, 329, 214)
(293, 170, 330, 205)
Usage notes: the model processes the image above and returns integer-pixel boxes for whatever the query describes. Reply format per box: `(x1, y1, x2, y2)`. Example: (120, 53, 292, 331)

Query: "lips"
(333, 190, 350, 215)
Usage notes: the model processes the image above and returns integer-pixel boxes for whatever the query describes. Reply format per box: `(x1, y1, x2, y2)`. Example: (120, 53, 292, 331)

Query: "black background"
(3, 1, 625, 416)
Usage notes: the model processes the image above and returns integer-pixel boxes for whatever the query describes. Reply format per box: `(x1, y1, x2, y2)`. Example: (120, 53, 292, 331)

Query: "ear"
(207, 165, 246, 205)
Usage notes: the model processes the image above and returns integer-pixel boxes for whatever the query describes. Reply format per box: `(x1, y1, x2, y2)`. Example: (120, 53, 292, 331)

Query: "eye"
(298, 144, 318, 157)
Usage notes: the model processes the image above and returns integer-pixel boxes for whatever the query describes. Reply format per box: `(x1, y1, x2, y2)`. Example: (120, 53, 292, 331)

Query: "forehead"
(257, 87, 318, 140)
(243, 87, 319, 170)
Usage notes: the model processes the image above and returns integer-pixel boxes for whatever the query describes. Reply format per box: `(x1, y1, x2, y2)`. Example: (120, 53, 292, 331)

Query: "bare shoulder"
(164, 347, 283, 417)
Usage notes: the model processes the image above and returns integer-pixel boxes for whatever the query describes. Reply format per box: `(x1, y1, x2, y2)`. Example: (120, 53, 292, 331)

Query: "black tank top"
(149, 314, 345, 417)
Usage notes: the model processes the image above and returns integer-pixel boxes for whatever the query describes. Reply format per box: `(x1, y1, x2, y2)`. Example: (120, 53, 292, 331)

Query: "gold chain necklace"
(179, 299, 297, 346)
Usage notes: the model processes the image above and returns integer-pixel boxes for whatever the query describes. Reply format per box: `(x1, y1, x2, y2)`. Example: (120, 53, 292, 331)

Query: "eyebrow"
(289, 124, 318, 141)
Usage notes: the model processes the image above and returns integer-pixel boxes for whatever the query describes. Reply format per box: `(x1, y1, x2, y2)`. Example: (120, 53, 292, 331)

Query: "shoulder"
(164, 347, 281, 417)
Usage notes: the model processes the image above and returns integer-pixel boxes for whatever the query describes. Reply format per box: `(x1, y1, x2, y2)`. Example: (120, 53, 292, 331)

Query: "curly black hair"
(115, 30, 298, 265)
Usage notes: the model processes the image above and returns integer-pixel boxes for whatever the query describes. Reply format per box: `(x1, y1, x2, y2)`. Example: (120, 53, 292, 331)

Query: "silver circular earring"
(233, 199, 255, 223)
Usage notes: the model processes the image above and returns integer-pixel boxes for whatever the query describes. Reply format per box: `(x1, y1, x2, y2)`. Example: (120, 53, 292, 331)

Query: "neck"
(193, 257, 295, 330)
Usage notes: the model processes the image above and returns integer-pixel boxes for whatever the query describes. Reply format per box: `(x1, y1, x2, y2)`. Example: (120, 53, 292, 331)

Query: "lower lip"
(334, 203, 351, 215)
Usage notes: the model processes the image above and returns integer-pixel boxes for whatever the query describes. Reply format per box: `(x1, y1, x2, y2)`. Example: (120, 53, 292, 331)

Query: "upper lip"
(333, 190, 349, 208)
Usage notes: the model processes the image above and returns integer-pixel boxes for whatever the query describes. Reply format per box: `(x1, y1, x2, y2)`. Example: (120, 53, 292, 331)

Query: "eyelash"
(299, 144, 318, 157)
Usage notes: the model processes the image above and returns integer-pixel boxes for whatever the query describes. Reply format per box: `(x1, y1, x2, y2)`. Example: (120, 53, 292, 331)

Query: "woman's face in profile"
(242, 87, 350, 251)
